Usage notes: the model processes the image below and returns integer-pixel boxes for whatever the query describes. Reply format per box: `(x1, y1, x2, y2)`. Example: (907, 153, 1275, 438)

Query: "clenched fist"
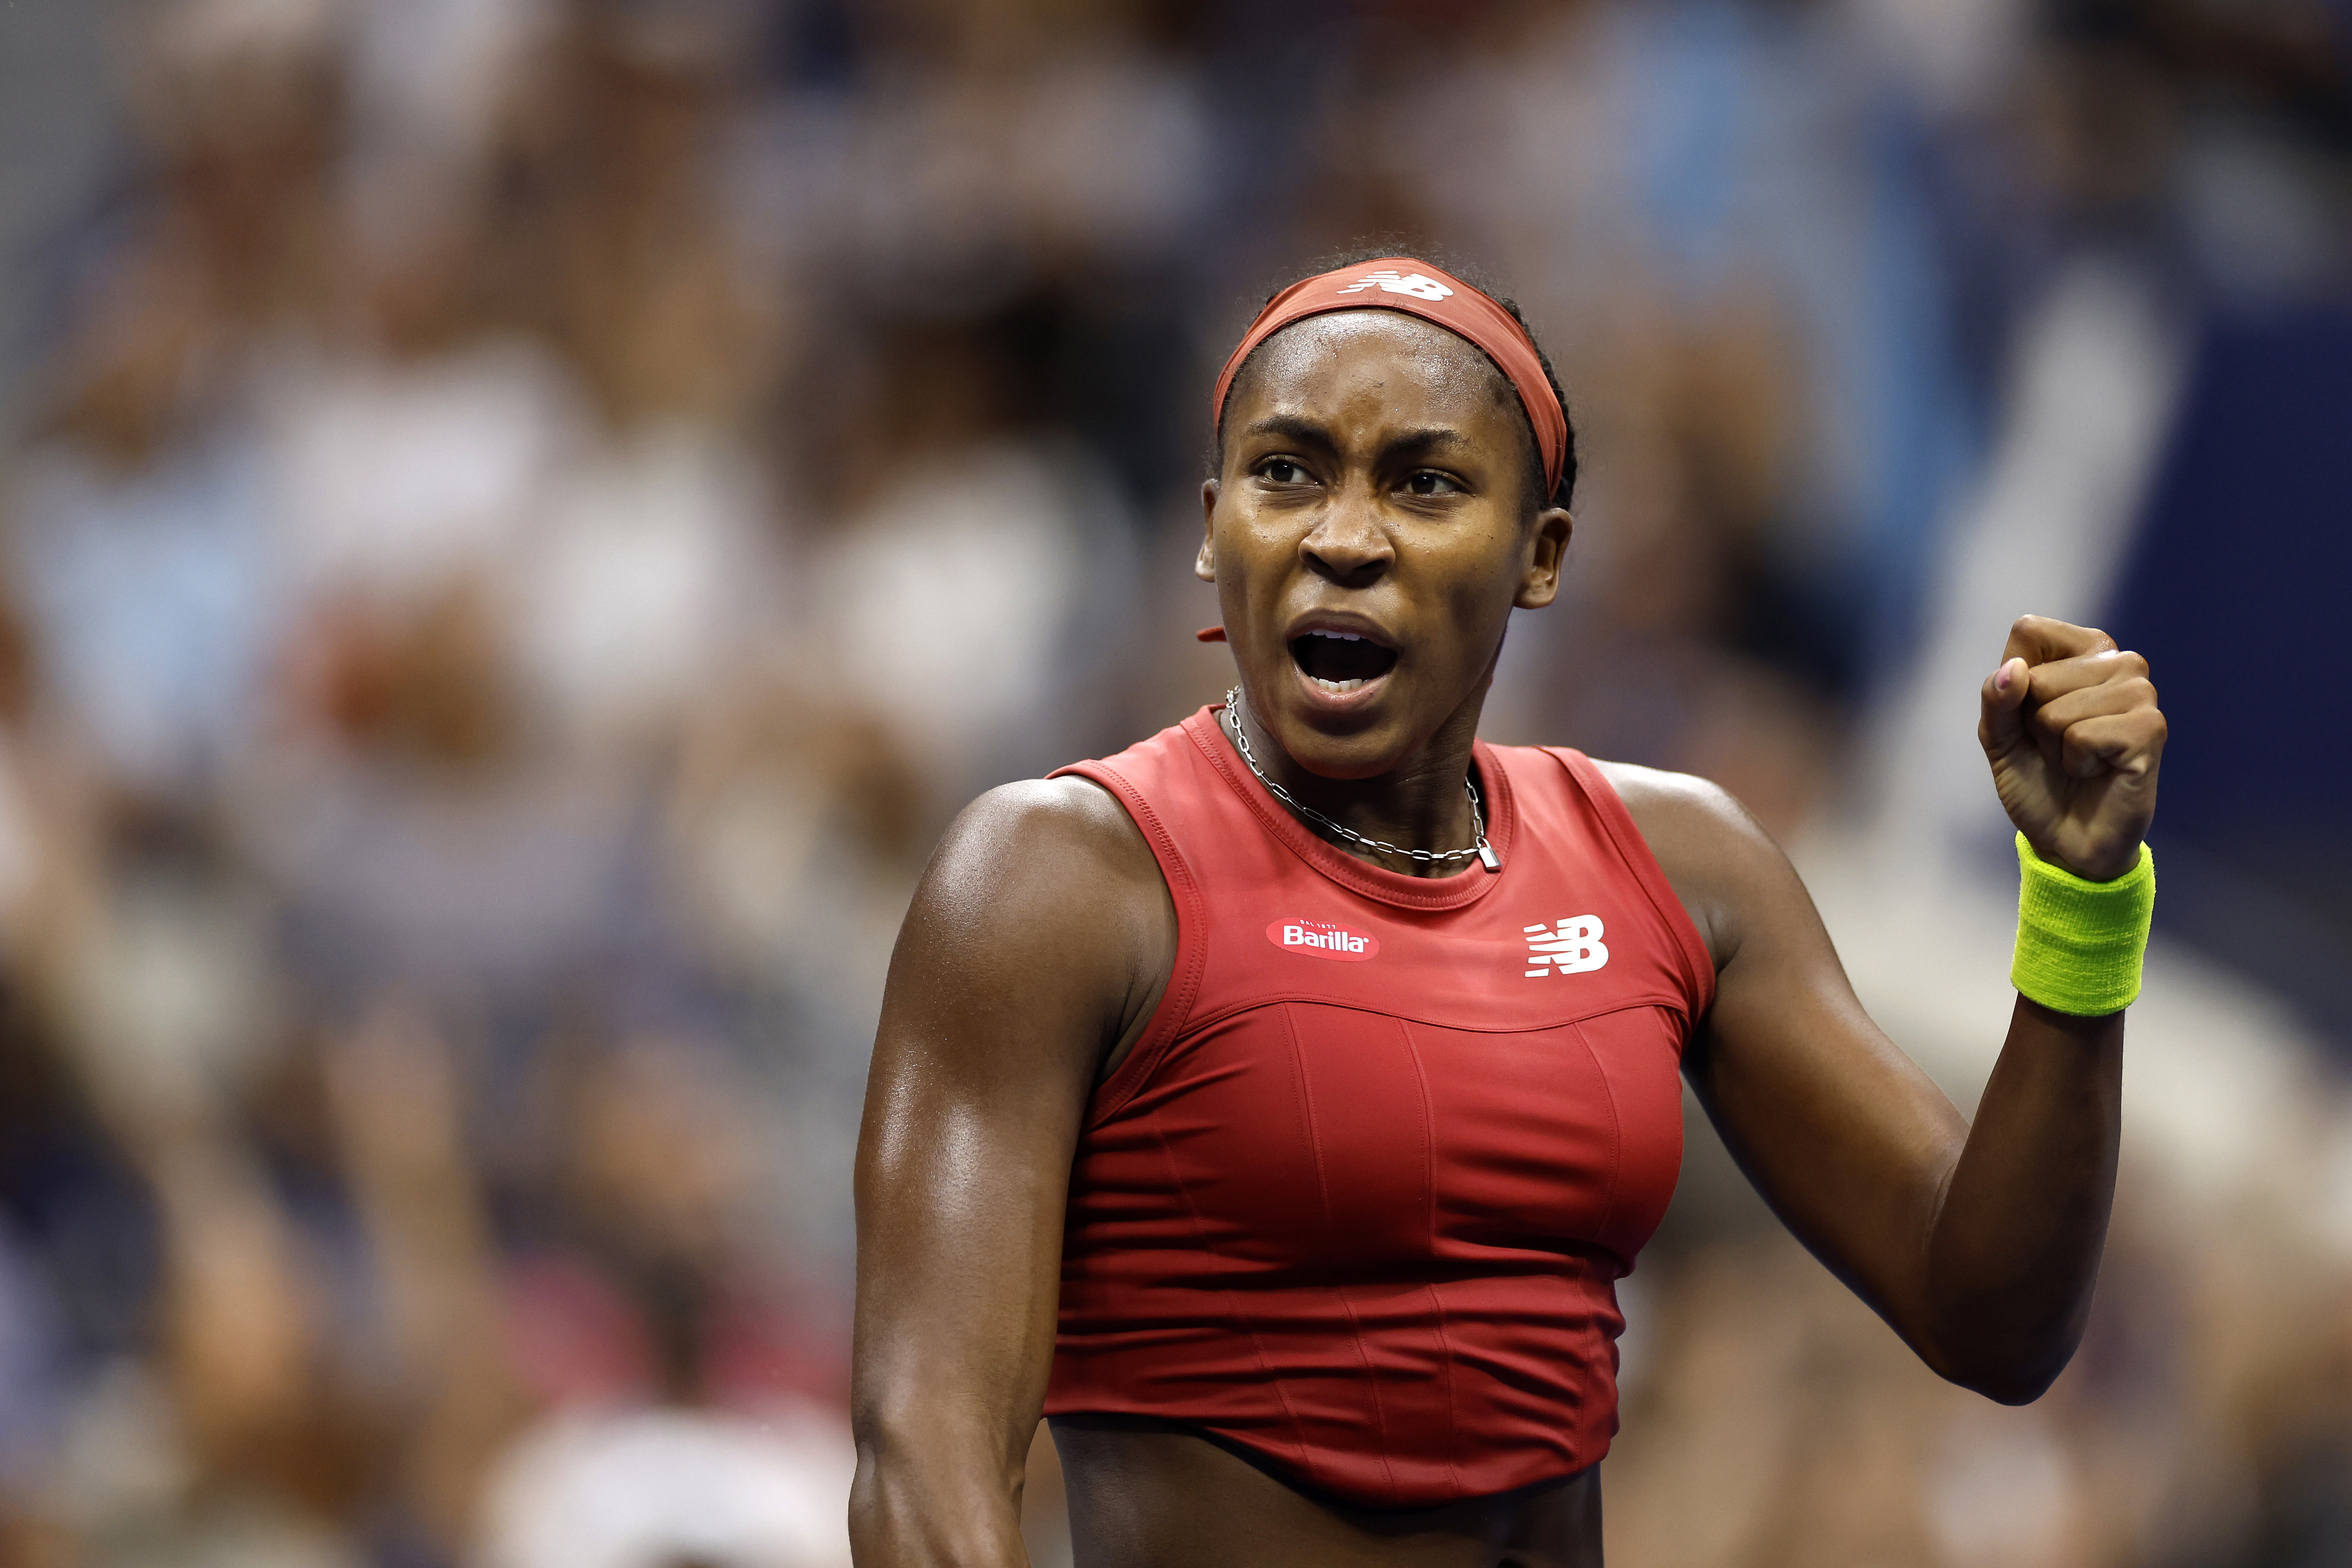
(1980, 615, 2166, 883)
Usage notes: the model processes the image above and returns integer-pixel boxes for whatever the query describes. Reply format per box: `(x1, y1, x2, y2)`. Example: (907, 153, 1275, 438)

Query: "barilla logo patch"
(1267, 918, 1380, 962)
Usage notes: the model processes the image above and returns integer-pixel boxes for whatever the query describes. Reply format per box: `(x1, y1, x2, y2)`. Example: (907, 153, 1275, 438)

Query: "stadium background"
(0, 0, 2346, 1564)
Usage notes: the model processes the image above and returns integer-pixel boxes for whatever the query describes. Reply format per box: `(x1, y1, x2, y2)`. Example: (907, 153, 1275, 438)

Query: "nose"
(1299, 486, 1393, 587)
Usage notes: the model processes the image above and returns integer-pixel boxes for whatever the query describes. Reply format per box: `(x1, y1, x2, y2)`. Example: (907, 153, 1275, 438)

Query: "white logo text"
(1525, 917, 1607, 978)
(1336, 270, 1455, 302)
(1265, 917, 1379, 962)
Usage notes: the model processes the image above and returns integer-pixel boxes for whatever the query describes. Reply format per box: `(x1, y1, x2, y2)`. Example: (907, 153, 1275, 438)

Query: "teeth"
(1309, 676, 1368, 693)
(1306, 630, 1364, 642)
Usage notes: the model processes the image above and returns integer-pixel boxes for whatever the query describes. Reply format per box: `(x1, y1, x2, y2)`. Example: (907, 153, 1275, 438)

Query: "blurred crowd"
(0, 0, 2344, 1565)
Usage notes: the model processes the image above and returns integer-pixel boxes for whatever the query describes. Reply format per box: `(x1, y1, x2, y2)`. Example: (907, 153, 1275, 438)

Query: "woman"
(850, 256, 2164, 1567)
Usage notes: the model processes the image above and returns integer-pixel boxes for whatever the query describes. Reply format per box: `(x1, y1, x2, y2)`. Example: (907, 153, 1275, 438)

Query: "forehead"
(1228, 310, 1520, 438)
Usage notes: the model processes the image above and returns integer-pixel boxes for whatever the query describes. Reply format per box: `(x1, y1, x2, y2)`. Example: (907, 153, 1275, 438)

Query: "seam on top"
(1280, 1002, 1400, 1501)
(1538, 747, 1719, 1028)
(1147, 1107, 1317, 1484)
(1395, 1018, 1466, 1496)
(1050, 758, 1210, 1126)
(1173, 991, 1694, 1043)
(1570, 1017, 1628, 1254)
(1279, 1004, 1334, 1243)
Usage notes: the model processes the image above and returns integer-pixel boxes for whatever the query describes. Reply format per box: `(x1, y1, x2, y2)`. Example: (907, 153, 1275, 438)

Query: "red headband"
(1211, 257, 1567, 499)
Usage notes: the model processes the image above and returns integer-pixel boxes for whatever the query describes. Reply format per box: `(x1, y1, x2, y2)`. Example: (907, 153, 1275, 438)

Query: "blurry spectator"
(479, 1403, 851, 1568)
(10, 0, 340, 791)
(481, 1033, 851, 1568)
(808, 317, 1135, 819)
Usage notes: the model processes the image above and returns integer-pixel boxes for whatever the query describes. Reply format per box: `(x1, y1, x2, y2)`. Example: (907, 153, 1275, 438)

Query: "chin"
(1262, 683, 1417, 779)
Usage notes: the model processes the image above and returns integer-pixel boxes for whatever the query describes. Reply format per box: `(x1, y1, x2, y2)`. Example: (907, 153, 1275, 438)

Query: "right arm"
(850, 777, 1175, 1567)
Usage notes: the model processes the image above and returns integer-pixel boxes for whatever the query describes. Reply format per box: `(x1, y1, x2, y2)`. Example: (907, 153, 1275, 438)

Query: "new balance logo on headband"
(1338, 270, 1455, 302)
(1524, 917, 1607, 978)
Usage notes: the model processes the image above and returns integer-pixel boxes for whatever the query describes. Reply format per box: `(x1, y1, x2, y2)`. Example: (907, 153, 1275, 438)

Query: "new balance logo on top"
(1524, 917, 1607, 978)
(1336, 270, 1454, 302)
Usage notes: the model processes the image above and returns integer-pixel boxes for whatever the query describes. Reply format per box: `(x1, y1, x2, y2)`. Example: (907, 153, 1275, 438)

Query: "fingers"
(1978, 655, 2033, 757)
(2021, 647, 2148, 705)
(2032, 665, 2159, 775)
(2001, 614, 2118, 668)
(1981, 623, 2161, 778)
(2057, 709, 2168, 782)
(2030, 670, 2157, 733)
(1985, 618, 2166, 875)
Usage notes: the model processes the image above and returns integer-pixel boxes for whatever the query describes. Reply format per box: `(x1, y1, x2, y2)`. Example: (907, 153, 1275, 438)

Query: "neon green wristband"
(2010, 833, 2155, 1016)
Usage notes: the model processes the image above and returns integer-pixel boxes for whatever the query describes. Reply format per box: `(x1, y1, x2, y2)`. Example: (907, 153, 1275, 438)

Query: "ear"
(1196, 479, 1220, 582)
(1513, 506, 1573, 609)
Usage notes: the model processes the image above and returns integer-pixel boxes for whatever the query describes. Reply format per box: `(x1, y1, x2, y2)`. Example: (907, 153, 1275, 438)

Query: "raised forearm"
(1922, 997, 2123, 1402)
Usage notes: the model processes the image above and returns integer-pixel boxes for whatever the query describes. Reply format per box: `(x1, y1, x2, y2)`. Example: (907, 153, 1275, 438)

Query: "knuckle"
(2117, 649, 2149, 678)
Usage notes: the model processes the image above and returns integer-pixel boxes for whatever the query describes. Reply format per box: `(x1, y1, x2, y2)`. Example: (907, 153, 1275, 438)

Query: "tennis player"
(850, 255, 2164, 1567)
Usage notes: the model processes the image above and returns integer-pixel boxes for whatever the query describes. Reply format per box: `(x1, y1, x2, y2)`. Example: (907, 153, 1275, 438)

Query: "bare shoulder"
(1590, 759, 1767, 855)
(896, 775, 1171, 1018)
(924, 776, 1163, 913)
(1587, 760, 1796, 965)
(862, 776, 1173, 1234)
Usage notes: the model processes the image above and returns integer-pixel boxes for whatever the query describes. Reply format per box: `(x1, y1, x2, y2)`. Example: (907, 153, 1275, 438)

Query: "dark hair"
(1212, 244, 1579, 513)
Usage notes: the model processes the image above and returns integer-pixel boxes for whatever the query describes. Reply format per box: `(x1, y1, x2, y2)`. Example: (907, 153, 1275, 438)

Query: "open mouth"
(1290, 630, 1398, 695)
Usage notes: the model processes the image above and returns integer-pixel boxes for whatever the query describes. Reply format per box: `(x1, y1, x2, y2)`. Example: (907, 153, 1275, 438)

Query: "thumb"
(1978, 656, 2031, 758)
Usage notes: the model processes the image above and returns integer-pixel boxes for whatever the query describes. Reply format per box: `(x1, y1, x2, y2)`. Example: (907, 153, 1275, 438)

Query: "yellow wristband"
(2010, 833, 2155, 1016)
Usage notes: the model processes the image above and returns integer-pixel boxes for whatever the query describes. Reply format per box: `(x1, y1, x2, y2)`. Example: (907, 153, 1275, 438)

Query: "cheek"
(1417, 525, 1526, 629)
(1217, 506, 1305, 588)
(1208, 512, 1292, 637)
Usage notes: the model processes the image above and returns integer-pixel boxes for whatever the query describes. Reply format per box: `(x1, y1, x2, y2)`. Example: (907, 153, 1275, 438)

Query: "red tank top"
(1043, 706, 1715, 1510)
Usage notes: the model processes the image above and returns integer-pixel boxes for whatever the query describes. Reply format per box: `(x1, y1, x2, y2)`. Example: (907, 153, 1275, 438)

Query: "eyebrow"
(1238, 416, 1473, 460)
(1239, 413, 1337, 450)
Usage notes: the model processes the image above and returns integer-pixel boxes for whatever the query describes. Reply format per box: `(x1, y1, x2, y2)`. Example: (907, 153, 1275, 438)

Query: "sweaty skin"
(850, 312, 2163, 1568)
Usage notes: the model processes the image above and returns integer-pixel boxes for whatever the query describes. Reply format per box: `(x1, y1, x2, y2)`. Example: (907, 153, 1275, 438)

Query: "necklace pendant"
(1477, 842, 1501, 874)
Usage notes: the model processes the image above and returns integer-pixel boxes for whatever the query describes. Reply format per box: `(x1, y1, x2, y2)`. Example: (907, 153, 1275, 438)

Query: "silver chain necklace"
(1220, 687, 1501, 873)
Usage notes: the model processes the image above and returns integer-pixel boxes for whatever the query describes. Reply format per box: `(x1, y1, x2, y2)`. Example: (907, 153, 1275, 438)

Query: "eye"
(1402, 471, 1464, 497)
(1258, 458, 1313, 485)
